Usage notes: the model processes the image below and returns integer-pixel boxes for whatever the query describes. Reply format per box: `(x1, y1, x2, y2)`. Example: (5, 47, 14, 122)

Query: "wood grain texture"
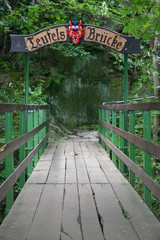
(1, 140, 160, 240)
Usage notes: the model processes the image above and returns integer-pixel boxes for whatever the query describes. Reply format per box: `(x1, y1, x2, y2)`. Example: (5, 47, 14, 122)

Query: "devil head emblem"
(66, 20, 85, 45)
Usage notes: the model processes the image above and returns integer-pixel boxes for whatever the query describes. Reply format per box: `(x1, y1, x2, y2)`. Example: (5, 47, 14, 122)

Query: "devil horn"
(78, 20, 82, 27)
(69, 21, 72, 27)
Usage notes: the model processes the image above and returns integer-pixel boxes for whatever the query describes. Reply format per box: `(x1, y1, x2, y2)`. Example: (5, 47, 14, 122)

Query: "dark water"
(48, 53, 123, 129)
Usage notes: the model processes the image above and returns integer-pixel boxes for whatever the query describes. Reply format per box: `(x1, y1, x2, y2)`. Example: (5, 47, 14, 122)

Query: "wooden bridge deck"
(0, 140, 160, 240)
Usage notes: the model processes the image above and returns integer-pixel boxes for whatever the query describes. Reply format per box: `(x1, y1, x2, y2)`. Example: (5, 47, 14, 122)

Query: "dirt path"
(61, 130, 99, 141)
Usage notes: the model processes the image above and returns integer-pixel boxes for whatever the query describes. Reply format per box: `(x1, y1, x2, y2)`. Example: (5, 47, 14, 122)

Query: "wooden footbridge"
(0, 102, 160, 240)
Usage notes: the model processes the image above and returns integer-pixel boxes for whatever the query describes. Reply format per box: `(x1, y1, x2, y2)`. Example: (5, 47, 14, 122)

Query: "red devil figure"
(66, 20, 85, 45)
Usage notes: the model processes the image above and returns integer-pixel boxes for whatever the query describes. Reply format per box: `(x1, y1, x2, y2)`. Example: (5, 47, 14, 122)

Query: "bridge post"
(143, 111, 151, 209)
(99, 109, 102, 144)
(129, 111, 135, 188)
(25, 53, 29, 104)
(124, 53, 128, 135)
(34, 110, 39, 166)
(27, 110, 33, 178)
(5, 112, 13, 216)
(123, 53, 128, 174)
(124, 53, 128, 104)
(106, 110, 111, 156)
(119, 110, 125, 173)
(19, 111, 26, 190)
(112, 110, 117, 166)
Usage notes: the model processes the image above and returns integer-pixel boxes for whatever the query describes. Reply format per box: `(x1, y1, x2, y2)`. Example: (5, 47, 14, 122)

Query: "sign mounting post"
(25, 52, 29, 104)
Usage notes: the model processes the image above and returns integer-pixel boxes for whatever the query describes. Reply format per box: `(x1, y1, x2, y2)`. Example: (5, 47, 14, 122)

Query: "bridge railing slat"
(99, 102, 160, 210)
(0, 104, 50, 219)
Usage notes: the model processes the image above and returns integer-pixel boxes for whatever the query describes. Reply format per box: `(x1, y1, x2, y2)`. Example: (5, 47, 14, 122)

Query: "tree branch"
(4, 0, 26, 24)
(4, 0, 12, 13)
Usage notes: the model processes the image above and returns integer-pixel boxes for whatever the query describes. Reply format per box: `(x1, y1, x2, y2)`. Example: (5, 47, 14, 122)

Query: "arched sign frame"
(10, 22, 140, 105)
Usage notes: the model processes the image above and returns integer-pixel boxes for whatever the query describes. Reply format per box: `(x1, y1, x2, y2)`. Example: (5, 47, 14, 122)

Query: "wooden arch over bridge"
(10, 21, 140, 105)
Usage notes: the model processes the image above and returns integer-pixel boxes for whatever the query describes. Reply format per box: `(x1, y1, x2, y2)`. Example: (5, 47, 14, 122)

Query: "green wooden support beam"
(42, 109, 46, 152)
(26, 110, 33, 178)
(5, 112, 13, 216)
(39, 109, 43, 157)
(99, 109, 102, 143)
(46, 109, 50, 145)
(34, 110, 39, 166)
(102, 109, 106, 148)
(106, 110, 111, 155)
(119, 110, 128, 174)
(143, 111, 152, 209)
(123, 53, 129, 172)
(25, 53, 29, 104)
(119, 110, 125, 173)
(19, 111, 26, 190)
(112, 110, 117, 166)
(124, 53, 128, 104)
(129, 111, 135, 188)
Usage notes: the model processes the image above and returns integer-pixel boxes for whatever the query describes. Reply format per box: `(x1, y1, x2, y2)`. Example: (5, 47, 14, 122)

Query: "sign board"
(10, 22, 140, 54)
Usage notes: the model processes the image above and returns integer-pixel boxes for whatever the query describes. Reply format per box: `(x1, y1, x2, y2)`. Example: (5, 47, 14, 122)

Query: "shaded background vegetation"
(0, 0, 159, 129)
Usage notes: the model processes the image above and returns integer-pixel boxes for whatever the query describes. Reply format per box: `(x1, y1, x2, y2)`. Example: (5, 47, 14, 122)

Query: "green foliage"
(117, 0, 160, 40)
(29, 81, 48, 104)
(51, 43, 92, 58)
(0, 0, 111, 35)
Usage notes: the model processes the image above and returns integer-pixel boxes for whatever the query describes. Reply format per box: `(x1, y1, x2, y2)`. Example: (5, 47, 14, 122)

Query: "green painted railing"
(0, 103, 50, 218)
(99, 102, 160, 210)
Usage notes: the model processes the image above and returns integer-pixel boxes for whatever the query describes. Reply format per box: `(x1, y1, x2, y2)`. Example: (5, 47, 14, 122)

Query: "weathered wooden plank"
(61, 184, 82, 240)
(65, 142, 74, 154)
(75, 155, 86, 169)
(87, 142, 106, 156)
(78, 184, 104, 240)
(1, 140, 160, 240)
(47, 168, 65, 184)
(55, 141, 66, 154)
(110, 182, 160, 240)
(100, 102, 160, 111)
(0, 184, 43, 240)
(51, 158, 66, 169)
(99, 158, 160, 239)
(33, 161, 51, 171)
(27, 184, 64, 240)
(53, 154, 66, 161)
(80, 142, 89, 153)
(43, 143, 57, 154)
(100, 162, 128, 184)
(65, 169, 77, 184)
(0, 103, 49, 113)
(73, 141, 82, 154)
(39, 153, 53, 161)
(76, 168, 90, 184)
(66, 158, 76, 169)
(83, 157, 100, 168)
(87, 168, 108, 184)
(27, 170, 48, 184)
(96, 154, 111, 163)
(92, 184, 138, 240)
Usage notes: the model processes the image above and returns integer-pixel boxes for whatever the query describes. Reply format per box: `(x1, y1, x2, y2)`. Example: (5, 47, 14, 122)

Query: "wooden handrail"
(0, 133, 49, 203)
(99, 102, 160, 209)
(98, 119, 160, 159)
(0, 103, 50, 218)
(0, 119, 50, 162)
(0, 103, 49, 113)
(99, 133, 160, 201)
(100, 102, 160, 111)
